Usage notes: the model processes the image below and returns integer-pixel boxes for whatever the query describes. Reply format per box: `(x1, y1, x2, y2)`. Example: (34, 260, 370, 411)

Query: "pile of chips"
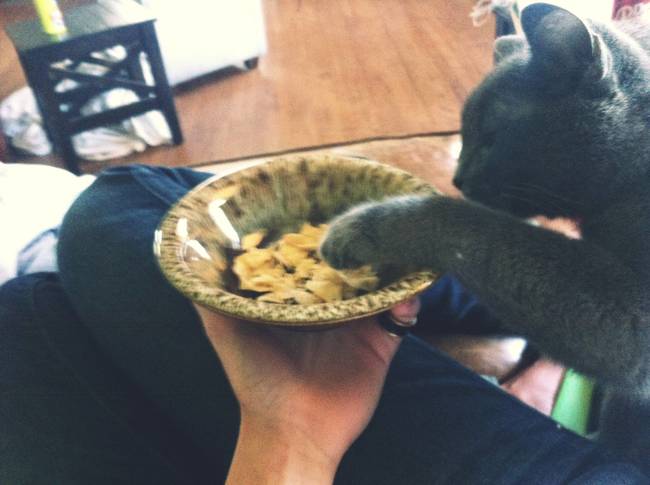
(233, 223, 379, 304)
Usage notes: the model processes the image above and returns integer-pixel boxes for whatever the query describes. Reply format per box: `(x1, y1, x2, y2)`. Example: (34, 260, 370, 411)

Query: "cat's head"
(456, 3, 649, 219)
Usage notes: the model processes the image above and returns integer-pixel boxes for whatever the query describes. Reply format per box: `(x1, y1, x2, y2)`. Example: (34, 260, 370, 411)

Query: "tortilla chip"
(240, 272, 285, 292)
(338, 265, 380, 291)
(294, 257, 318, 280)
(305, 279, 343, 302)
(274, 243, 309, 269)
(241, 230, 267, 250)
(231, 223, 378, 304)
(286, 289, 323, 305)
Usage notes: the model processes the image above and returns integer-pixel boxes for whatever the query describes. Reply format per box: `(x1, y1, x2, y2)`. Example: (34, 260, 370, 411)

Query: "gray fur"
(321, 3, 650, 469)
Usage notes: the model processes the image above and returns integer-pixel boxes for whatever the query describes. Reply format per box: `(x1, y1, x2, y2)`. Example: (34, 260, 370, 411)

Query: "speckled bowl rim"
(154, 155, 439, 327)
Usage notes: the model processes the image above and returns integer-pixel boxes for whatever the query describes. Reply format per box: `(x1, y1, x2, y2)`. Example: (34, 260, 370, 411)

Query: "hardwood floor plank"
(0, 0, 495, 172)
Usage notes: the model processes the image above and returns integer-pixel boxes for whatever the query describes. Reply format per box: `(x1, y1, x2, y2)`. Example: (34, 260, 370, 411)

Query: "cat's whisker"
(509, 183, 584, 207)
(504, 184, 572, 213)
(499, 191, 547, 212)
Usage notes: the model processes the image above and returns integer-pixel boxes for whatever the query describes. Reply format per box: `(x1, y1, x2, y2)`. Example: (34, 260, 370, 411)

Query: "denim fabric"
(0, 273, 200, 483)
(0, 164, 644, 484)
(56, 165, 239, 482)
(417, 274, 506, 336)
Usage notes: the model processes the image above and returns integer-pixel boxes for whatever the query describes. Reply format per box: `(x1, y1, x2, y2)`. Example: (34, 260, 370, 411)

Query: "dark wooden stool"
(5, 0, 182, 173)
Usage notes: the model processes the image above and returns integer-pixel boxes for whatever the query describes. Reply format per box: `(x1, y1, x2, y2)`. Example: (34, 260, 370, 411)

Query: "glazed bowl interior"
(154, 155, 438, 326)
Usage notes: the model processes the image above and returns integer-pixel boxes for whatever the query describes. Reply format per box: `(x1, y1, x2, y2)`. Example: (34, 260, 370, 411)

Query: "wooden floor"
(0, 0, 495, 173)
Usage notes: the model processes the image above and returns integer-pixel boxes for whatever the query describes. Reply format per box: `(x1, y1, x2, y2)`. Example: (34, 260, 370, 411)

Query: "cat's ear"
(493, 35, 527, 64)
(521, 3, 611, 92)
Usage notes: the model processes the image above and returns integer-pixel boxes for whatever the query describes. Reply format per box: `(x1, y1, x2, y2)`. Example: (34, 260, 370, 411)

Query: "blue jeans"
(0, 165, 645, 484)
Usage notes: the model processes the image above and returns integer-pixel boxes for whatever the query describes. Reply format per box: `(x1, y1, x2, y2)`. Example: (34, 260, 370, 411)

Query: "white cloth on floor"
(0, 49, 172, 161)
(0, 162, 95, 286)
(16, 228, 60, 277)
(0, 87, 52, 156)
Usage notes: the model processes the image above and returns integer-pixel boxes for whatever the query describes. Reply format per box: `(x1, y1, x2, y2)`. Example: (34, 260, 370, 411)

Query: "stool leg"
(126, 49, 146, 83)
(20, 56, 81, 174)
(139, 23, 183, 145)
(56, 133, 81, 174)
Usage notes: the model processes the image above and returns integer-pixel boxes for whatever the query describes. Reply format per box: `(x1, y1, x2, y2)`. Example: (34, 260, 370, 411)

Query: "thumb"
(367, 297, 421, 361)
(390, 297, 420, 323)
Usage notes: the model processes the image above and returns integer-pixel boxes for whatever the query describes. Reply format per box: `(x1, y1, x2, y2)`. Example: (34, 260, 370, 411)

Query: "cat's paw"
(320, 203, 384, 269)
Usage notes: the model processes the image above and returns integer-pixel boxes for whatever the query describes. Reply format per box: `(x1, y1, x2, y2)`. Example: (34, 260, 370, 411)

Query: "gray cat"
(320, 2, 650, 469)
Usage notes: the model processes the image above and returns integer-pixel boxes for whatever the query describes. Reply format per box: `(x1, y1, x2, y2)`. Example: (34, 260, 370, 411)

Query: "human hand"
(501, 357, 566, 415)
(195, 298, 420, 484)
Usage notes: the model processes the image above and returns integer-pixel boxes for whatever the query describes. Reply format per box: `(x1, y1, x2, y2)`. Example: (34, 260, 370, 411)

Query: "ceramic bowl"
(154, 155, 438, 326)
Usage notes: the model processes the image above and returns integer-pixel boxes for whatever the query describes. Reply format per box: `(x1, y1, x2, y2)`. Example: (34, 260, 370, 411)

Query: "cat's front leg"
(320, 194, 441, 270)
(319, 201, 383, 269)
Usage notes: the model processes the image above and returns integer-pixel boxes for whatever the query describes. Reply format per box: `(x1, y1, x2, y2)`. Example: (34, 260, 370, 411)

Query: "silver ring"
(377, 312, 418, 338)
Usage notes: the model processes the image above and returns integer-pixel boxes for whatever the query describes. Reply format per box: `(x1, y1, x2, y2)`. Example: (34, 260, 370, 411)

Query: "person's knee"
(58, 164, 210, 252)
(56, 165, 212, 328)
(57, 165, 168, 261)
(58, 164, 143, 242)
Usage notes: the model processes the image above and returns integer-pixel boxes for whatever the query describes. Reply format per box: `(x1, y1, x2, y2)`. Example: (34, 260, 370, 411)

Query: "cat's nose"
(452, 175, 464, 190)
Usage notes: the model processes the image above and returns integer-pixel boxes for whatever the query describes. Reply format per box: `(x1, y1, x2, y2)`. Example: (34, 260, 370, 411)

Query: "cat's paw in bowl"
(320, 203, 384, 269)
